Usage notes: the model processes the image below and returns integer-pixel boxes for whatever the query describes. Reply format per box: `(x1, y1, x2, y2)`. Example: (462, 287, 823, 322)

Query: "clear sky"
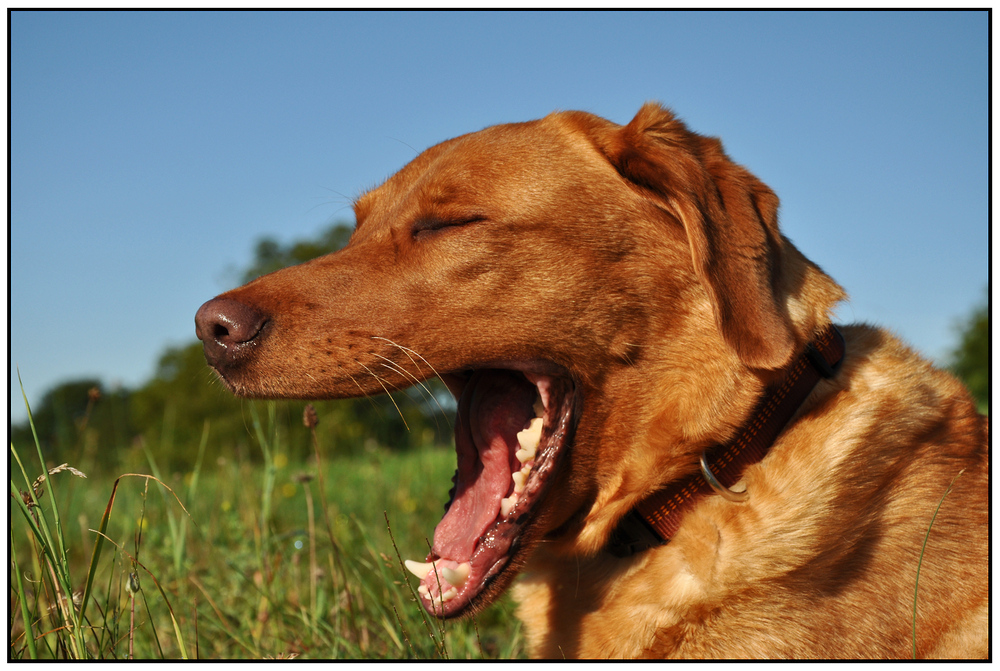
(10, 10, 989, 422)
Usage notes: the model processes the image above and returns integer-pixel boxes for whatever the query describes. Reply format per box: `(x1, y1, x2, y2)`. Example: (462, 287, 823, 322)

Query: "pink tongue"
(432, 372, 532, 560)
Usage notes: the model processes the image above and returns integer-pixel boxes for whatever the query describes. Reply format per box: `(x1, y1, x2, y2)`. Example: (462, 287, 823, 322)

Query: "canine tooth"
(512, 470, 527, 493)
(500, 496, 515, 517)
(441, 587, 458, 602)
(404, 560, 435, 580)
(441, 563, 471, 589)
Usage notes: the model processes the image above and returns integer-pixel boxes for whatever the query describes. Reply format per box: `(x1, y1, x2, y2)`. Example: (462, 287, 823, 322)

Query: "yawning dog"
(195, 103, 988, 658)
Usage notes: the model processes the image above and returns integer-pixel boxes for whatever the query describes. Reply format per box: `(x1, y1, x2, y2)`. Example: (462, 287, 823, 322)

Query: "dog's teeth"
(512, 470, 528, 493)
(527, 415, 544, 434)
(407, 559, 470, 593)
(500, 496, 515, 517)
(404, 560, 435, 580)
(441, 563, 471, 589)
(517, 417, 543, 454)
(515, 422, 539, 462)
(441, 587, 458, 602)
(417, 585, 430, 597)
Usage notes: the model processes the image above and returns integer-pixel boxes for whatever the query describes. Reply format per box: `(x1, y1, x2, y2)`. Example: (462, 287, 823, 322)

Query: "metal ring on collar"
(699, 453, 749, 503)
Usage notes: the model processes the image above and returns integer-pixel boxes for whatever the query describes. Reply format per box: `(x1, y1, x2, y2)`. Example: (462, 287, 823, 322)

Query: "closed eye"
(412, 216, 487, 240)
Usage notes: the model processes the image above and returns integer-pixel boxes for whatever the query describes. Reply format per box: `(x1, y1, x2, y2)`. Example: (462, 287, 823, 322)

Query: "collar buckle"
(699, 452, 749, 502)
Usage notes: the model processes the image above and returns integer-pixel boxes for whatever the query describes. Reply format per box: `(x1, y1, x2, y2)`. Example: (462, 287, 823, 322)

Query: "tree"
(240, 222, 354, 283)
(949, 288, 989, 413)
(11, 379, 133, 471)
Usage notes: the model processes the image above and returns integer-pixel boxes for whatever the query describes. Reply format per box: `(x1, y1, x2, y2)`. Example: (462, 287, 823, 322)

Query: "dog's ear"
(575, 103, 795, 369)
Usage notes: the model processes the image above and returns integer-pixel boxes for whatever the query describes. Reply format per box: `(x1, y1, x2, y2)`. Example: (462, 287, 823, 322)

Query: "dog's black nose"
(195, 297, 268, 367)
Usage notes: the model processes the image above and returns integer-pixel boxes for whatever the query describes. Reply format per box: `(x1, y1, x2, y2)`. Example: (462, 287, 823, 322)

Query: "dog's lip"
(440, 359, 573, 396)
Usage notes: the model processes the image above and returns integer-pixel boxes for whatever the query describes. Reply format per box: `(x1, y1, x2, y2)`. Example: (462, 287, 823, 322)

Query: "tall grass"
(9, 394, 524, 659)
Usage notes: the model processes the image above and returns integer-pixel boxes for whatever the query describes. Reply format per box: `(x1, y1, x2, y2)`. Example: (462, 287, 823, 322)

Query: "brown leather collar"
(607, 324, 846, 557)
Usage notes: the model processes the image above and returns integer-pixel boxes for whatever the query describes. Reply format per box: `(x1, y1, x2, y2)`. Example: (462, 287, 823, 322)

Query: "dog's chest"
(512, 550, 704, 658)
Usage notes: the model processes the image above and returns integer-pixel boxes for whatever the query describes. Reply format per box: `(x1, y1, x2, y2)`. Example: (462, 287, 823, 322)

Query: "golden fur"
(196, 103, 988, 658)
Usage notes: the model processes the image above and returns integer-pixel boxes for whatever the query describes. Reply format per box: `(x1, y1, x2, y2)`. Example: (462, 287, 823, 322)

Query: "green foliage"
(241, 222, 354, 284)
(10, 379, 133, 470)
(949, 288, 989, 412)
(111, 340, 452, 471)
(15, 342, 453, 474)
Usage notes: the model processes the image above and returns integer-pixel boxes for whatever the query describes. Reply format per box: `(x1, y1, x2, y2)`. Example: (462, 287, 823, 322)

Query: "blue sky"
(10, 10, 989, 422)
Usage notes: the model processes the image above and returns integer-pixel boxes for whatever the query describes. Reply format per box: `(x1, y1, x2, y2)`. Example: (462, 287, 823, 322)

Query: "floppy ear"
(577, 102, 795, 369)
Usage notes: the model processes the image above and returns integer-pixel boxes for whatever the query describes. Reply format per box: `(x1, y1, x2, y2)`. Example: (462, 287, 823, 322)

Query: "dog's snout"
(195, 297, 267, 366)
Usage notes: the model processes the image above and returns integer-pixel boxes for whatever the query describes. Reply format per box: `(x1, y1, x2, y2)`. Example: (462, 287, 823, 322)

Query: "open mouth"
(403, 367, 577, 618)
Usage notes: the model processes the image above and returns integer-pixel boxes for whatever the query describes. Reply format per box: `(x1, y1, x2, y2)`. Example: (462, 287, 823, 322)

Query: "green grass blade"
(174, 420, 210, 574)
(18, 372, 72, 571)
(248, 402, 277, 529)
(10, 526, 39, 659)
(9, 441, 85, 657)
(248, 402, 278, 592)
(9, 468, 50, 551)
(77, 476, 122, 626)
(9, 443, 62, 570)
(15, 374, 85, 657)
(142, 442, 182, 566)
(912, 468, 965, 659)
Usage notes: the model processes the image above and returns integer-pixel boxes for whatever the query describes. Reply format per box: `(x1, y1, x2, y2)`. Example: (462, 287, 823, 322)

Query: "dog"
(195, 103, 988, 658)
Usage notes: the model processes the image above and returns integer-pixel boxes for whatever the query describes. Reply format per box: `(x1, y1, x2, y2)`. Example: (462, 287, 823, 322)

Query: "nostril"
(212, 323, 231, 340)
(195, 297, 268, 353)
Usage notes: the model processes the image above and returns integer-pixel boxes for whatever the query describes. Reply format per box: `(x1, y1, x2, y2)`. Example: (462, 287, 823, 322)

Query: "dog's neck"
(606, 324, 846, 557)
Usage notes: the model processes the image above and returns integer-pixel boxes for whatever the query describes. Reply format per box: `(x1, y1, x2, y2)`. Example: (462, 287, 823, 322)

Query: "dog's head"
(196, 103, 843, 618)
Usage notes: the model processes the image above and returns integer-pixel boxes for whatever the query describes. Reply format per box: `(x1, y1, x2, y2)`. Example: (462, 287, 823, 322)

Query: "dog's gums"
(404, 369, 576, 617)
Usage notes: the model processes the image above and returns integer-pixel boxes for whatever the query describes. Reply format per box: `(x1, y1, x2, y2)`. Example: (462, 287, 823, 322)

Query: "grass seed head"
(303, 404, 319, 429)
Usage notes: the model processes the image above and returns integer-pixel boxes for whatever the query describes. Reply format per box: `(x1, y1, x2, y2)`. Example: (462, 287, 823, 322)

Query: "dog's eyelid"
(411, 215, 487, 238)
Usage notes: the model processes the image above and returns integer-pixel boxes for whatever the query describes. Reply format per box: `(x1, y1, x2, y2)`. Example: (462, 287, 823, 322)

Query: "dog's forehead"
(353, 116, 611, 228)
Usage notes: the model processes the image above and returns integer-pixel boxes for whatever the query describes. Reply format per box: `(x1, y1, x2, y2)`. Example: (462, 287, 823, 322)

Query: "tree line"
(10, 222, 989, 473)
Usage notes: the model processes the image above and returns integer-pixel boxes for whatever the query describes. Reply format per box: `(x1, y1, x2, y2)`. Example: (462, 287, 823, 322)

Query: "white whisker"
(343, 369, 384, 416)
(371, 337, 447, 383)
(356, 360, 410, 431)
(372, 353, 452, 429)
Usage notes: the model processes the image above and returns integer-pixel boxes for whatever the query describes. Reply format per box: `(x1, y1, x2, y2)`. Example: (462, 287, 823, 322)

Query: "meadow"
(9, 401, 525, 660)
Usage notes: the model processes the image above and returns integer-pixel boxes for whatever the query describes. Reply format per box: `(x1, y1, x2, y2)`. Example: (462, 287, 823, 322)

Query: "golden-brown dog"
(195, 103, 988, 658)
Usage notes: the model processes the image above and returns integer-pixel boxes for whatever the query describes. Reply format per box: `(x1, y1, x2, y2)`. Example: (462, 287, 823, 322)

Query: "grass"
(9, 398, 525, 660)
(911, 467, 964, 659)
